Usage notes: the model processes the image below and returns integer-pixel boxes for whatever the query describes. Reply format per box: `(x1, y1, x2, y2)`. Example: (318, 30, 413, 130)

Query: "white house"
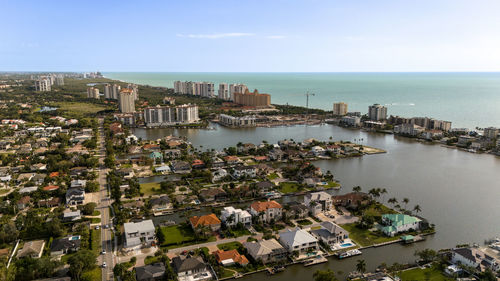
(311, 146, 326, 156)
(451, 248, 500, 272)
(220, 206, 252, 227)
(123, 219, 156, 248)
(211, 168, 228, 182)
(304, 192, 332, 215)
(231, 165, 257, 179)
(279, 229, 319, 253)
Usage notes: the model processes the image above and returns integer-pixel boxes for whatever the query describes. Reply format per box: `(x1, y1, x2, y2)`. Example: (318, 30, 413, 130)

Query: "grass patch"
(296, 219, 313, 226)
(90, 229, 101, 255)
(279, 182, 302, 194)
(92, 210, 101, 216)
(61, 251, 77, 264)
(91, 218, 101, 224)
(54, 101, 107, 114)
(229, 228, 251, 237)
(144, 255, 162, 265)
(159, 224, 216, 249)
(324, 181, 340, 189)
(0, 189, 10, 195)
(217, 241, 242, 251)
(398, 266, 453, 281)
(140, 182, 161, 196)
(220, 269, 235, 278)
(341, 223, 400, 247)
(81, 267, 102, 281)
(267, 173, 279, 180)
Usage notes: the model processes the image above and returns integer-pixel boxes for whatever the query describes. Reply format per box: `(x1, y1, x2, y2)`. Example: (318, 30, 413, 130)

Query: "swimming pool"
(340, 242, 354, 248)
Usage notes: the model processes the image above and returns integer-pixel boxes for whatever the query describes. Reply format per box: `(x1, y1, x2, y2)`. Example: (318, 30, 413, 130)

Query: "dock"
(304, 255, 328, 266)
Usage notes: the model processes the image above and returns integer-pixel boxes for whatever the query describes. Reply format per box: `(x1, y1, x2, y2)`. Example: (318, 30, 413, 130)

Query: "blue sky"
(2, 0, 500, 72)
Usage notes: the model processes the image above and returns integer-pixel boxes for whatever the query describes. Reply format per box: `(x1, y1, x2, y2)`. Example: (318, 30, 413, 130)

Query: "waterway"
(131, 124, 500, 280)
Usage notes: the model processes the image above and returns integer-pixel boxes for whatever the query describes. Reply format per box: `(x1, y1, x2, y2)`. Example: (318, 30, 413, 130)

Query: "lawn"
(140, 182, 161, 196)
(159, 224, 216, 249)
(220, 268, 236, 278)
(267, 173, 279, 180)
(92, 210, 101, 216)
(229, 228, 251, 237)
(144, 255, 162, 265)
(296, 219, 313, 226)
(279, 182, 302, 194)
(81, 267, 102, 281)
(91, 218, 101, 224)
(217, 241, 243, 251)
(363, 203, 399, 218)
(398, 266, 453, 281)
(54, 101, 107, 114)
(324, 181, 340, 189)
(341, 223, 400, 247)
(90, 229, 101, 255)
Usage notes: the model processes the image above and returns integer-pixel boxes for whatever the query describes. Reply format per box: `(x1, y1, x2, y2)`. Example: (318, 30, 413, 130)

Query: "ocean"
(103, 72, 500, 129)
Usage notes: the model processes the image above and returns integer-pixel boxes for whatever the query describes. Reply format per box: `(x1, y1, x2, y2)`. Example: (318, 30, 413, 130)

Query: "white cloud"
(176, 33, 254, 39)
(266, 35, 286, 39)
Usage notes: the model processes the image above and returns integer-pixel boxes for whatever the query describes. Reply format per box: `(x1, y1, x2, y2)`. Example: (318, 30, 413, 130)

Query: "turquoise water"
(103, 72, 500, 128)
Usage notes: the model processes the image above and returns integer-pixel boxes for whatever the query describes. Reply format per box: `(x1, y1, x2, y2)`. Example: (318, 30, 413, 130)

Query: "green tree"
(313, 269, 338, 281)
(356, 259, 366, 274)
(68, 249, 97, 281)
(352, 186, 362, 193)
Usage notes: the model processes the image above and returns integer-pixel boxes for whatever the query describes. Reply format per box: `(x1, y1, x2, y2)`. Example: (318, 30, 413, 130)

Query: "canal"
(131, 124, 500, 280)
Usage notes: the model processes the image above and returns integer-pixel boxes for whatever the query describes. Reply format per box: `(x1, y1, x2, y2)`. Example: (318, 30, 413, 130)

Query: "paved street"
(96, 117, 114, 281)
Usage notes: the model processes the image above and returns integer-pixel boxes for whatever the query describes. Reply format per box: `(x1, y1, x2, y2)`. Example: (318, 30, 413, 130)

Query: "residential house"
(278, 229, 319, 254)
(220, 206, 252, 227)
(17, 196, 31, 210)
(135, 263, 166, 281)
(211, 168, 228, 182)
(63, 210, 81, 221)
(50, 236, 81, 256)
(149, 151, 163, 164)
(332, 192, 370, 209)
(213, 249, 249, 266)
(123, 219, 156, 248)
(224, 155, 240, 165)
(171, 255, 212, 281)
(310, 221, 349, 247)
(255, 181, 274, 193)
(451, 247, 499, 272)
(154, 165, 171, 173)
(170, 161, 192, 174)
(237, 143, 256, 154)
(164, 149, 181, 159)
(304, 192, 333, 215)
(199, 188, 227, 202)
(189, 214, 221, 232)
(19, 186, 38, 194)
(379, 214, 421, 237)
(249, 200, 283, 223)
(311, 146, 326, 156)
(244, 239, 287, 263)
(268, 149, 284, 161)
(192, 159, 205, 169)
(38, 197, 61, 208)
(17, 240, 45, 258)
(150, 196, 172, 212)
(286, 202, 309, 219)
(66, 188, 85, 206)
(211, 157, 225, 168)
(70, 179, 86, 189)
(231, 165, 257, 179)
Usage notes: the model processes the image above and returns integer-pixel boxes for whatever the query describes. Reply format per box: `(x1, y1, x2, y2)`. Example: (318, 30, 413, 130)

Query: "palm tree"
(413, 204, 421, 215)
(356, 259, 366, 275)
(353, 186, 362, 193)
(388, 197, 398, 207)
(403, 198, 410, 210)
(380, 188, 388, 203)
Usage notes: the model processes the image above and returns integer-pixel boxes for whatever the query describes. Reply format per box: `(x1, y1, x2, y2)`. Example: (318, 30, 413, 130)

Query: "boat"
(336, 249, 362, 259)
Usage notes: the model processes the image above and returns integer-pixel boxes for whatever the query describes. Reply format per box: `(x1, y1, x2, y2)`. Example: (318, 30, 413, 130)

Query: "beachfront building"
(340, 116, 361, 127)
(378, 214, 421, 237)
(333, 102, 348, 116)
(250, 200, 282, 223)
(483, 127, 499, 139)
(394, 123, 425, 136)
(368, 104, 387, 121)
(219, 114, 256, 127)
(174, 81, 214, 97)
(119, 88, 135, 113)
(279, 229, 319, 253)
(218, 83, 230, 100)
(233, 89, 271, 107)
(123, 219, 156, 248)
(220, 206, 252, 227)
(229, 83, 248, 101)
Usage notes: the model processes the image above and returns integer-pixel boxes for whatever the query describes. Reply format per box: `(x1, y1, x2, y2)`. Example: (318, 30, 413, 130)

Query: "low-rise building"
(451, 247, 499, 272)
(304, 192, 333, 215)
(213, 249, 249, 266)
(66, 187, 85, 206)
(279, 229, 319, 253)
(379, 214, 421, 237)
(219, 114, 256, 127)
(250, 200, 283, 223)
(220, 206, 252, 227)
(310, 221, 349, 247)
(189, 214, 221, 232)
(123, 219, 156, 248)
(172, 255, 212, 281)
(63, 210, 81, 221)
(135, 263, 166, 281)
(17, 240, 45, 258)
(231, 165, 257, 178)
(50, 236, 81, 256)
(243, 239, 287, 263)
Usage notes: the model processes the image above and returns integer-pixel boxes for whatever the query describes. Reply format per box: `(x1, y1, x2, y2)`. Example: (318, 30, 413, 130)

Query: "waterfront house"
(211, 157, 225, 168)
(164, 149, 181, 159)
(332, 192, 370, 209)
(189, 214, 221, 232)
(250, 200, 283, 223)
(237, 143, 256, 154)
(213, 249, 249, 266)
(256, 181, 275, 193)
(171, 255, 212, 281)
(211, 168, 228, 182)
(50, 236, 81, 256)
(278, 229, 319, 254)
(220, 206, 252, 227)
(379, 214, 421, 237)
(310, 221, 349, 247)
(154, 165, 171, 173)
(123, 219, 156, 248)
(451, 247, 499, 272)
(199, 188, 227, 202)
(135, 263, 166, 281)
(243, 239, 287, 263)
(192, 159, 205, 169)
(17, 240, 45, 258)
(311, 145, 326, 156)
(149, 196, 172, 212)
(304, 191, 333, 215)
(170, 160, 192, 174)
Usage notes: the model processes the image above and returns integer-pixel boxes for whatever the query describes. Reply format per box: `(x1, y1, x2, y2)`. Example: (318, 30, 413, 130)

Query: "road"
(96, 117, 114, 281)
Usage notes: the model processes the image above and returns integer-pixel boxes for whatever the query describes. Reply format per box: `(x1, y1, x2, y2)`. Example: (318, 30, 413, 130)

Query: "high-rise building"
(218, 83, 230, 100)
(112, 84, 121, 100)
(368, 104, 387, 121)
(233, 89, 271, 107)
(333, 102, 348, 116)
(34, 78, 51, 91)
(483, 127, 499, 139)
(103, 84, 112, 99)
(229, 83, 248, 101)
(143, 104, 199, 127)
(127, 84, 139, 100)
(87, 87, 100, 99)
(119, 88, 135, 113)
(55, 75, 64, 86)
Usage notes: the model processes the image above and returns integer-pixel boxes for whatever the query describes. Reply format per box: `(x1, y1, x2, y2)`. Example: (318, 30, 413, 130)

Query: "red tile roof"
(250, 200, 282, 212)
(189, 214, 221, 228)
(213, 249, 249, 265)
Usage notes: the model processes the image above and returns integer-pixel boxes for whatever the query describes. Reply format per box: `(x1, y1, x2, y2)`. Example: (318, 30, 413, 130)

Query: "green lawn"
(140, 182, 161, 196)
(144, 255, 162, 265)
(267, 173, 279, 180)
(54, 101, 107, 114)
(220, 268, 236, 278)
(398, 266, 453, 281)
(159, 225, 216, 249)
(92, 210, 101, 216)
(324, 181, 340, 189)
(229, 228, 252, 237)
(91, 218, 101, 224)
(341, 223, 400, 247)
(296, 219, 313, 226)
(81, 267, 102, 281)
(90, 229, 101, 255)
(279, 182, 302, 193)
(363, 203, 399, 218)
(217, 241, 242, 251)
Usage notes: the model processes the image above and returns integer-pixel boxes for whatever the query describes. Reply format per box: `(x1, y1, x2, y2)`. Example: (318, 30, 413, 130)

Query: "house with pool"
(310, 221, 352, 250)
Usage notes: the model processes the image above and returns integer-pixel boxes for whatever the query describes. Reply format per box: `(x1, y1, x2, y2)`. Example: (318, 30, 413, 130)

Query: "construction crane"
(305, 91, 315, 123)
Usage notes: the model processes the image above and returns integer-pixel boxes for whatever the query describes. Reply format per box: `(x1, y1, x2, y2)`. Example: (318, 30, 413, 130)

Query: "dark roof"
(51, 237, 81, 252)
(66, 188, 84, 197)
(150, 196, 170, 206)
(256, 181, 274, 189)
(135, 263, 166, 281)
(172, 256, 207, 273)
